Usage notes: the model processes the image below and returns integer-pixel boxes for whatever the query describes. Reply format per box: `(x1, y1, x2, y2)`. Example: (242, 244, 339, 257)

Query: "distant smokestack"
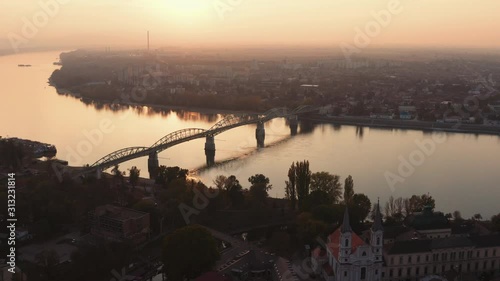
(147, 31, 150, 52)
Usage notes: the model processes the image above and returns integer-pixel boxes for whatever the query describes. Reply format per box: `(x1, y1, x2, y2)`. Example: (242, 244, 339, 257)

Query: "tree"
(267, 231, 293, 257)
(410, 194, 436, 212)
(70, 240, 133, 281)
(295, 160, 311, 210)
(473, 213, 483, 221)
(384, 195, 396, 218)
(350, 194, 371, 226)
(162, 225, 220, 280)
(248, 174, 272, 206)
(248, 174, 272, 191)
(213, 175, 227, 190)
(310, 172, 343, 204)
(128, 166, 140, 191)
(407, 195, 419, 214)
(111, 164, 125, 187)
(111, 164, 123, 178)
(297, 212, 328, 245)
(303, 190, 331, 211)
(285, 163, 297, 210)
(403, 198, 412, 217)
(156, 166, 188, 187)
(453, 210, 463, 221)
(394, 197, 404, 216)
(344, 175, 354, 204)
(226, 175, 245, 208)
(491, 213, 500, 232)
(311, 204, 344, 225)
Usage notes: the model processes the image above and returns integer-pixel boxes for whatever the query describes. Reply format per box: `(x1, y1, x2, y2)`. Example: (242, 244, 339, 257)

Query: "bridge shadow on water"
(191, 124, 317, 177)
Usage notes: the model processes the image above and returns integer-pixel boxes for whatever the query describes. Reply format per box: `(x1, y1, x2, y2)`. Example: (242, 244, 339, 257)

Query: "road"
(202, 226, 249, 268)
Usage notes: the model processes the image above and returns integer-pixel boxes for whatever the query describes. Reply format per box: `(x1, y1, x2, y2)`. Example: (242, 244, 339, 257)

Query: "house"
(399, 106, 416, 120)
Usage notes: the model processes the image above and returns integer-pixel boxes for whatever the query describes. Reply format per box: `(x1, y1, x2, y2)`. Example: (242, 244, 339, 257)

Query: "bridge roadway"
(79, 106, 318, 176)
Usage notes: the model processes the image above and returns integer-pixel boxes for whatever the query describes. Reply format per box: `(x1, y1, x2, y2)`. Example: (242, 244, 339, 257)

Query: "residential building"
(313, 205, 500, 281)
(384, 234, 500, 281)
(88, 204, 150, 244)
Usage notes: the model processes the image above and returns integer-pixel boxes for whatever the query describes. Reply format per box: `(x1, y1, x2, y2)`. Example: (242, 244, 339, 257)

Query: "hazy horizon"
(2, 0, 500, 53)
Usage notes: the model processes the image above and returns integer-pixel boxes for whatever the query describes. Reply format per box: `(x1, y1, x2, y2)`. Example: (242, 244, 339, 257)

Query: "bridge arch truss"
(86, 106, 319, 172)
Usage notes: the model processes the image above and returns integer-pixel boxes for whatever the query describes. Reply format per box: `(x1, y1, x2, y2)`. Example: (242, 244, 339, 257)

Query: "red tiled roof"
(327, 229, 367, 260)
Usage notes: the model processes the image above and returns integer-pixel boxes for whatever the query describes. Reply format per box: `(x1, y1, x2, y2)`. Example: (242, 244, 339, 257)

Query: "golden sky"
(1, 0, 500, 50)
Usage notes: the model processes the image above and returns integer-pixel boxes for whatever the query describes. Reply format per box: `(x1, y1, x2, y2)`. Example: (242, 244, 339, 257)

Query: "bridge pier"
(256, 121, 265, 148)
(205, 135, 216, 166)
(288, 115, 298, 135)
(148, 152, 159, 179)
(96, 168, 102, 179)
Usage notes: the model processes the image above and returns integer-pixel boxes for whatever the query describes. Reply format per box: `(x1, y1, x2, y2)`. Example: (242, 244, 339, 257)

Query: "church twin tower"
(326, 204, 384, 281)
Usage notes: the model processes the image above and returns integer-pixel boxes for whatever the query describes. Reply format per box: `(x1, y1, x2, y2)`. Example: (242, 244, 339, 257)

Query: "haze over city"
(2, 0, 500, 51)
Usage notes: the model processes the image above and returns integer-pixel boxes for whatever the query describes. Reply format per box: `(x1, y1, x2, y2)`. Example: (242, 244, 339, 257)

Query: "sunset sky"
(1, 0, 500, 51)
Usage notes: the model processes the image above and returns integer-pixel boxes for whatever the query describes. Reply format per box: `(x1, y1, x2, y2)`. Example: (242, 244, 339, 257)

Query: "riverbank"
(54, 87, 260, 117)
(53, 85, 500, 136)
(303, 115, 500, 136)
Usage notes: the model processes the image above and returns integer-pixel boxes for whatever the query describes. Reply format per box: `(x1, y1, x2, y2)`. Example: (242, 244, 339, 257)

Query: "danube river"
(2, 51, 499, 218)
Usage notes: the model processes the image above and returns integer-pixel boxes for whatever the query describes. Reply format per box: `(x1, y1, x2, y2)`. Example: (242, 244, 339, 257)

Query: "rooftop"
(386, 234, 500, 255)
(470, 234, 500, 248)
(328, 228, 366, 259)
(93, 204, 149, 221)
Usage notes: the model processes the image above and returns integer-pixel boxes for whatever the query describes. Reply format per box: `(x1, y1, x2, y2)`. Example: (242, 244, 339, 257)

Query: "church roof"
(328, 228, 366, 260)
(340, 207, 352, 233)
(372, 202, 384, 232)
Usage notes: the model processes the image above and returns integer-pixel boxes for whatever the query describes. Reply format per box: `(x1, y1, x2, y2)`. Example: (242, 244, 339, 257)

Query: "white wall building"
(313, 207, 384, 281)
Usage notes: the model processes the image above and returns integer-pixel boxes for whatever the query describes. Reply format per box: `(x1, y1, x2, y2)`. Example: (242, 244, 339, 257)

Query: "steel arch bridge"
(89, 128, 208, 170)
(83, 106, 318, 173)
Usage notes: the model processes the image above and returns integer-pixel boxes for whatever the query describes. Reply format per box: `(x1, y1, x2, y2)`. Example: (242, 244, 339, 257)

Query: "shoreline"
(303, 115, 500, 136)
(54, 87, 259, 117)
(56, 86, 500, 136)
(50, 78, 500, 137)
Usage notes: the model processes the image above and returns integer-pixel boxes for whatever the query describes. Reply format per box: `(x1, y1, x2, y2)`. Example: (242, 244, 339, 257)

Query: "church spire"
(341, 207, 352, 233)
(372, 198, 383, 232)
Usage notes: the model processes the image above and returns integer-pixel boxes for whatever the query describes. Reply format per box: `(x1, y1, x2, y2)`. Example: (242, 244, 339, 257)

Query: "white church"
(312, 206, 384, 281)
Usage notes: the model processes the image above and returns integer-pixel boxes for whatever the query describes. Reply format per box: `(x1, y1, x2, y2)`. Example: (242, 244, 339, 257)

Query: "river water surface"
(2, 51, 499, 218)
